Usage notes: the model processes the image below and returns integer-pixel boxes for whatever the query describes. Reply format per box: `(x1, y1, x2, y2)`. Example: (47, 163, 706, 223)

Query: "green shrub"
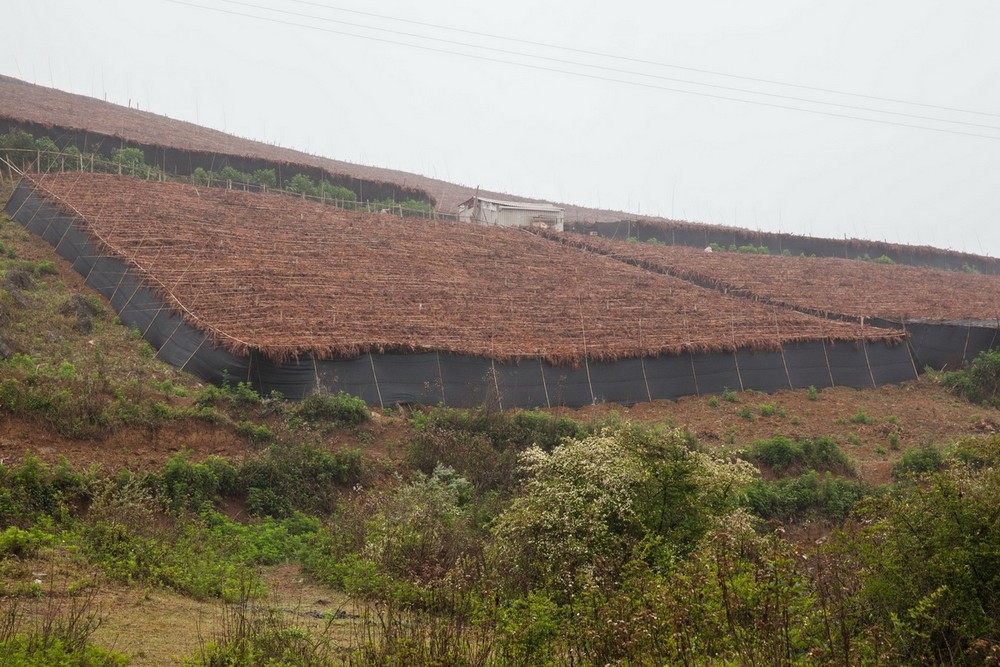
(149, 452, 241, 512)
(744, 471, 870, 522)
(407, 408, 584, 494)
(942, 348, 1000, 407)
(410, 406, 582, 453)
(296, 390, 368, 426)
(845, 454, 1000, 663)
(0, 455, 90, 526)
(807, 385, 819, 400)
(848, 409, 876, 425)
(250, 169, 277, 189)
(234, 421, 274, 444)
(721, 387, 739, 403)
(195, 379, 263, 408)
(891, 445, 944, 480)
(78, 519, 256, 600)
(241, 444, 363, 517)
(746, 436, 854, 475)
(758, 402, 777, 417)
(0, 525, 52, 559)
(287, 173, 317, 196)
(888, 432, 901, 450)
(0, 635, 127, 666)
(737, 406, 756, 422)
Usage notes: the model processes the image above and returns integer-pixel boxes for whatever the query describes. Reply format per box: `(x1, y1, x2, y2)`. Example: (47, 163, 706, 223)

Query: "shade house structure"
(5, 172, 925, 407)
(544, 233, 1000, 373)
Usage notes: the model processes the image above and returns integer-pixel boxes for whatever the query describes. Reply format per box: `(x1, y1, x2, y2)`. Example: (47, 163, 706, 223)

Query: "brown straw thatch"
(26, 173, 904, 364)
(544, 233, 1000, 324)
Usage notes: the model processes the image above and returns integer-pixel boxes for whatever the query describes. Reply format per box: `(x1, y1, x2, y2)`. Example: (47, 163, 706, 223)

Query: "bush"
(0, 633, 127, 667)
(241, 444, 363, 517)
(744, 471, 871, 522)
(848, 409, 877, 425)
(149, 452, 241, 512)
(78, 519, 256, 600)
(296, 390, 368, 426)
(0, 455, 90, 526)
(407, 408, 584, 494)
(942, 348, 1000, 407)
(891, 445, 944, 480)
(746, 436, 854, 475)
(846, 455, 1000, 663)
(0, 526, 52, 559)
(234, 421, 274, 444)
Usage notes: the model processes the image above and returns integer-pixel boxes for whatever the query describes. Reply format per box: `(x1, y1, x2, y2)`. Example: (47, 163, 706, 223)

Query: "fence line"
(0, 147, 455, 221)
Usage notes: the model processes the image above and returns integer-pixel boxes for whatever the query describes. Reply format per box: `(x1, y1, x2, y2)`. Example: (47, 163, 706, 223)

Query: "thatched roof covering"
(546, 233, 1000, 324)
(26, 173, 903, 364)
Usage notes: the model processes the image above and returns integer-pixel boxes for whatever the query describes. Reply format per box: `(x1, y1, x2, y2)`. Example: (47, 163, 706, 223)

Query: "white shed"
(458, 196, 564, 232)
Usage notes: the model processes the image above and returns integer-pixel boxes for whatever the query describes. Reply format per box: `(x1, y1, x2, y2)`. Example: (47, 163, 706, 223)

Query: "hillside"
(3, 74, 998, 273)
(2, 192, 1000, 665)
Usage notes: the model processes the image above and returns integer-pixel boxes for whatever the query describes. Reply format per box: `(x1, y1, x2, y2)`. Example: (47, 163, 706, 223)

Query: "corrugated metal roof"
(459, 196, 563, 212)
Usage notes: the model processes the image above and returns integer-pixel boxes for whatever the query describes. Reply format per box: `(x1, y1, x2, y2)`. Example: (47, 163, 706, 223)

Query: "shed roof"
(459, 196, 563, 212)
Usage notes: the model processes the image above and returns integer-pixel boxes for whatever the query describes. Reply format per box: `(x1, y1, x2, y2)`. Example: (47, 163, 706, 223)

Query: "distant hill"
(1, 74, 996, 272)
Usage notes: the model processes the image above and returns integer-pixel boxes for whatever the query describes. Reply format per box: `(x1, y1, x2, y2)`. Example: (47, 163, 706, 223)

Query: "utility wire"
(167, 0, 1000, 140)
(212, 0, 1000, 132)
(285, 0, 1000, 119)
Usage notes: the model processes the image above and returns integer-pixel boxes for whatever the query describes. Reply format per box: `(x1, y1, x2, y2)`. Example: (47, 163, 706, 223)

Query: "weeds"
(0, 581, 126, 666)
(848, 409, 877, 425)
(296, 391, 369, 427)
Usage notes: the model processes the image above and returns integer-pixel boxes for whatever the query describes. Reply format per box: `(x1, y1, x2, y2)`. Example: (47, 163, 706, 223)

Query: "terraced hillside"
(6, 172, 919, 406)
(4, 74, 998, 273)
(546, 232, 1000, 323)
(17, 173, 894, 363)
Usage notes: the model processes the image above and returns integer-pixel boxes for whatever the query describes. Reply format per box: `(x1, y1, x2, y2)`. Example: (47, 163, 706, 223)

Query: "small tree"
(287, 173, 316, 197)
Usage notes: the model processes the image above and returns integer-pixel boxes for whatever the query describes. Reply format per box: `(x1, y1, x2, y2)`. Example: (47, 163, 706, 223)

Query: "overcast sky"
(3, 1, 999, 256)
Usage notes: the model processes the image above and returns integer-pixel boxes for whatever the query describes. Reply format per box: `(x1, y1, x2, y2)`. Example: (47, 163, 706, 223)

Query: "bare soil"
(4, 374, 997, 487)
(556, 377, 1000, 485)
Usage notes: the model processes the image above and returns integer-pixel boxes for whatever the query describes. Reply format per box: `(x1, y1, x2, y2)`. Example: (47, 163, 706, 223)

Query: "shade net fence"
(6, 179, 985, 407)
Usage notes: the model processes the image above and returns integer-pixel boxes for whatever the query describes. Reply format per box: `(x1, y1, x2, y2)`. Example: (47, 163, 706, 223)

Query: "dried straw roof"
(27, 173, 903, 364)
(547, 233, 1000, 324)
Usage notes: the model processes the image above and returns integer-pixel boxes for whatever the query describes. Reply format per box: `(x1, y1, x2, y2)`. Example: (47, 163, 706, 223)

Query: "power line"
(167, 0, 1000, 140)
(285, 0, 1000, 120)
(212, 0, 1000, 132)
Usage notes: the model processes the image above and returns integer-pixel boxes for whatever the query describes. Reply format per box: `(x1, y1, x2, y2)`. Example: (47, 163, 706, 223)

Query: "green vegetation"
(720, 386, 739, 402)
(942, 348, 1000, 407)
(0, 130, 160, 179)
(745, 435, 854, 475)
(707, 242, 770, 254)
(3, 179, 1000, 664)
(856, 252, 896, 265)
(1, 131, 444, 222)
(745, 470, 871, 521)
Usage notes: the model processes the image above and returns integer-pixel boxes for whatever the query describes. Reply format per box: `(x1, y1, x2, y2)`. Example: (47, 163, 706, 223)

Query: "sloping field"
(21, 173, 901, 366)
(0, 74, 520, 211)
(547, 233, 1000, 324)
(5, 73, 996, 277)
